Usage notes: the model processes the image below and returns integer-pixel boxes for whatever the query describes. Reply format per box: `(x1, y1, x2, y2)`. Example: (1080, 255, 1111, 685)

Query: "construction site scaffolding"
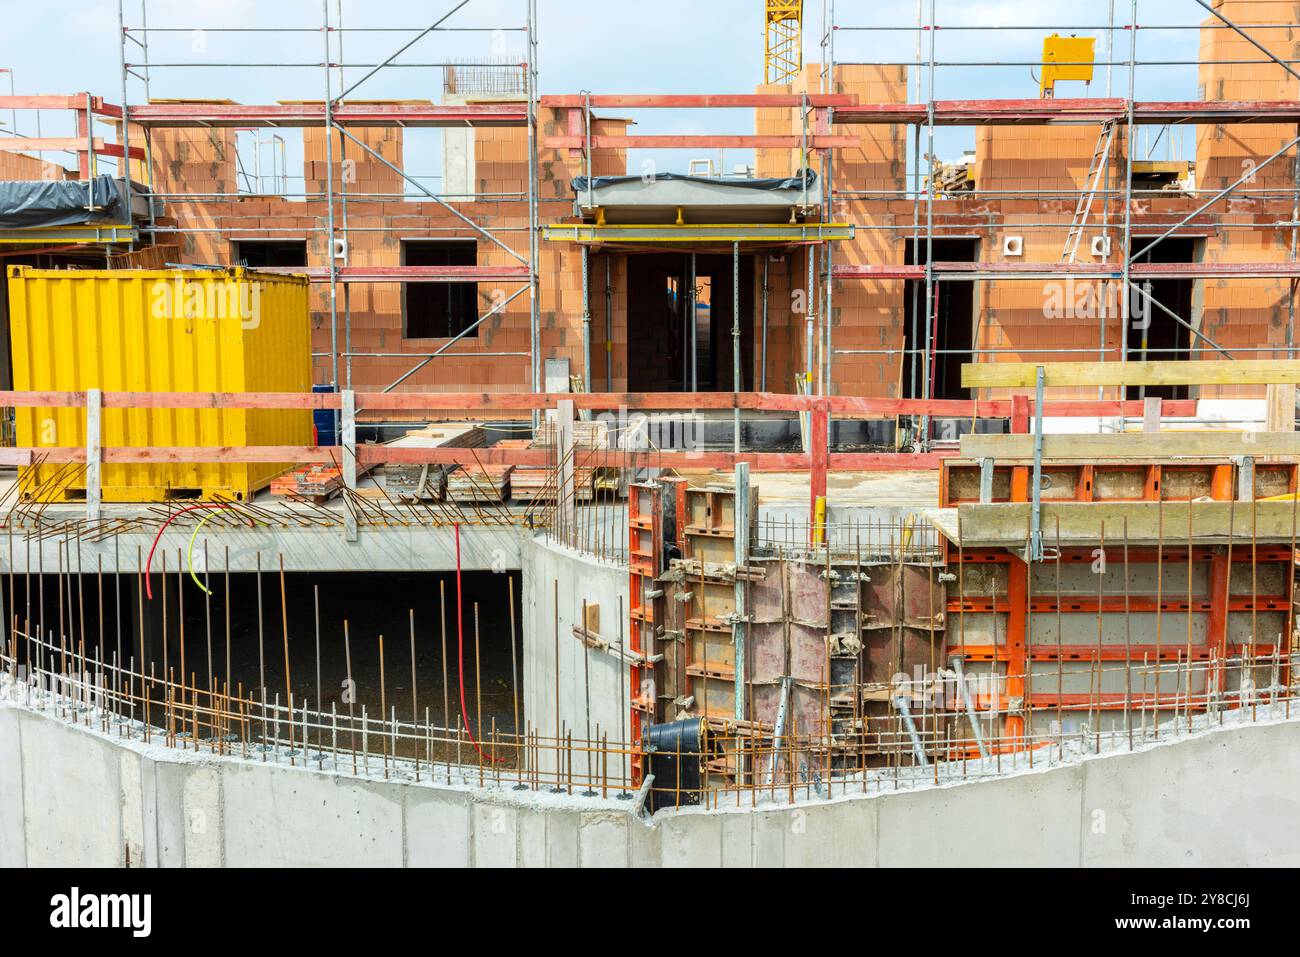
(114, 0, 542, 403)
(819, 0, 1300, 443)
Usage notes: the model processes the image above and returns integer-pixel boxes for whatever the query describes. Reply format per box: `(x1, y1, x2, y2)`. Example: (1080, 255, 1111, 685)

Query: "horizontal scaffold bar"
(833, 98, 1300, 126)
(542, 135, 856, 149)
(250, 265, 533, 283)
(124, 102, 529, 128)
(540, 94, 857, 108)
(834, 262, 1300, 281)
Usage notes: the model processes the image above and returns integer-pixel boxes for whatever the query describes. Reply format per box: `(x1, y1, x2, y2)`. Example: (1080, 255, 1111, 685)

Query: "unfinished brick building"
(1, 0, 1298, 426)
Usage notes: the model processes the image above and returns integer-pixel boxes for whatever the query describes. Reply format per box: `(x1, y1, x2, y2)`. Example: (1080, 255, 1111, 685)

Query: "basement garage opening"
(9, 569, 525, 763)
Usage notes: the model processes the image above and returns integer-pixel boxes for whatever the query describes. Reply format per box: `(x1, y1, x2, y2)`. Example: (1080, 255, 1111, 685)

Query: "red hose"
(455, 523, 503, 763)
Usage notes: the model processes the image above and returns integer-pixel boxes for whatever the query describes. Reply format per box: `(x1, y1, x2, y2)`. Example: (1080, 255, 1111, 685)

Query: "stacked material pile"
(385, 423, 486, 502)
(520, 419, 610, 501)
(271, 464, 347, 502)
(930, 152, 974, 195)
(445, 438, 528, 503)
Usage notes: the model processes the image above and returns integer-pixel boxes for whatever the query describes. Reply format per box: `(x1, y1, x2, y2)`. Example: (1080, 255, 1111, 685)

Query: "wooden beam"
(959, 431, 1300, 461)
(931, 502, 1300, 547)
(0, 389, 1198, 420)
(963, 360, 1300, 389)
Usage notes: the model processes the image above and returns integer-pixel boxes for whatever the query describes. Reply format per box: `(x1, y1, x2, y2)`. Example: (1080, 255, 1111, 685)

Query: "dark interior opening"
(231, 240, 308, 268)
(8, 569, 525, 762)
(903, 239, 978, 401)
(625, 251, 754, 392)
(1127, 237, 1196, 400)
(403, 240, 479, 339)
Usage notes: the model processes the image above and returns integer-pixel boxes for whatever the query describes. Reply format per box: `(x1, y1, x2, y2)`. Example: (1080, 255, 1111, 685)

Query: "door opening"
(903, 239, 978, 400)
(1127, 237, 1196, 400)
(625, 252, 754, 392)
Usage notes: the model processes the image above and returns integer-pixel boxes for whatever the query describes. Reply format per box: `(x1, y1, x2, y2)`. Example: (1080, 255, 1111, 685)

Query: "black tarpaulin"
(571, 169, 818, 194)
(0, 175, 136, 228)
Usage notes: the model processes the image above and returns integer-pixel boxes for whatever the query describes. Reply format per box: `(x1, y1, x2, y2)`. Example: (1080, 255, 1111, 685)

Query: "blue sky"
(0, 1, 1211, 186)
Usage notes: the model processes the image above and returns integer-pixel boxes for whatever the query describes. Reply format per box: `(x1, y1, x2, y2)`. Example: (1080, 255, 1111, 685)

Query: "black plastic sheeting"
(643, 718, 705, 812)
(0, 175, 138, 229)
(571, 169, 818, 195)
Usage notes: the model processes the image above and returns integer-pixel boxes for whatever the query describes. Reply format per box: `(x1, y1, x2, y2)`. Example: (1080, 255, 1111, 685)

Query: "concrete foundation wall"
(4, 697, 1300, 867)
(521, 533, 631, 779)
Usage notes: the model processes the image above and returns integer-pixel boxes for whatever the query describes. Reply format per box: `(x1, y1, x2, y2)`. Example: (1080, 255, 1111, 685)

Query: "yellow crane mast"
(764, 1, 803, 85)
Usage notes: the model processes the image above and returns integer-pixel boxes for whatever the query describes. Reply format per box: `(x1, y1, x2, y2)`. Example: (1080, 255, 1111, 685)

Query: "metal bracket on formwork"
(572, 625, 663, 666)
(978, 457, 995, 504)
(1233, 455, 1255, 503)
(733, 461, 751, 722)
(85, 388, 102, 524)
(1026, 365, 1047, 563)
(341, 390, 358, 542)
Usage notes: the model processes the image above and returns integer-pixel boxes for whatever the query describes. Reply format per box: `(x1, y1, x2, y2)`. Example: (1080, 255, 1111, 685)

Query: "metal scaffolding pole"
(920, 0, 936, 445)
(733, 240, 742, 453)
(1119, 0, 1137, 414)
(526, 0, 542, 414)
(581, 245, 592, 387)
(322, 0, 341, 432)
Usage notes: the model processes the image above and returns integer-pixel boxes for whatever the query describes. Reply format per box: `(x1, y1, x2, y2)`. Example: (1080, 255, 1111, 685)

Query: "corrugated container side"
(8, 266, 312, 502)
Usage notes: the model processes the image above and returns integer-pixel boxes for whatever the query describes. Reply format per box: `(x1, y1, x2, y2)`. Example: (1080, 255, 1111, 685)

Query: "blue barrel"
(313, 383, 338, 446)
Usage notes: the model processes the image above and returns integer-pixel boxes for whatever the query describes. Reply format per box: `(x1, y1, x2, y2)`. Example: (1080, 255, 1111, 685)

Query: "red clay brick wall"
(1195, 0, 1300, 398)
(757, 64, 909, 397)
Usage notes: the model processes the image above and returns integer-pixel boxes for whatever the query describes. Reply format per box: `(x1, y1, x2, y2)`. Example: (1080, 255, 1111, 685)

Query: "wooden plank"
(962, 360, 1300, 389)
(0, 389, 1199, 421)
(960, 431, 1300, 461)
(931, 501, 1300, 547)
(1267, 384, 1297, 433)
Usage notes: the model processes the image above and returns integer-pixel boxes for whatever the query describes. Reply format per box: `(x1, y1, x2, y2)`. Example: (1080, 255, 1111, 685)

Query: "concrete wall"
(4, 520, 526, 575)
(521, 533, 631, 779)
(4, 695, 1300, 867)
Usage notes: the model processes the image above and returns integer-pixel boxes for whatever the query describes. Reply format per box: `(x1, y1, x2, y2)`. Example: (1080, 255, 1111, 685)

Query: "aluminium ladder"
(1061, 119, 1118, 263)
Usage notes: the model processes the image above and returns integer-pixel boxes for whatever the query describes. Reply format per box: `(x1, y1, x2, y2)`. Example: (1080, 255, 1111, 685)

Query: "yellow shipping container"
(7, 265, 313, 502)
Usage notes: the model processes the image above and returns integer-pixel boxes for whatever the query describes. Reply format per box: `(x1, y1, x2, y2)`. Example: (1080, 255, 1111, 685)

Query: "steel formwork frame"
(113, 0, 542, 402)
(821, 1, 1300, 426)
